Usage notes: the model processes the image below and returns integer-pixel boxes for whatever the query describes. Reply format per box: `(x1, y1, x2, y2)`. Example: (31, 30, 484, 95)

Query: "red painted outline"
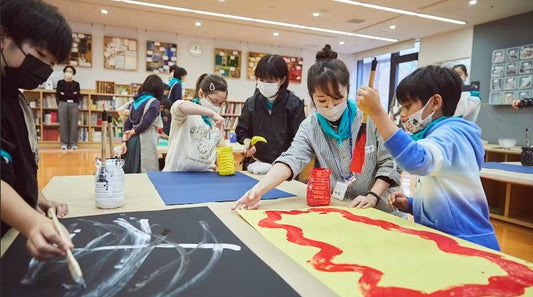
(257, 208, 533, 297)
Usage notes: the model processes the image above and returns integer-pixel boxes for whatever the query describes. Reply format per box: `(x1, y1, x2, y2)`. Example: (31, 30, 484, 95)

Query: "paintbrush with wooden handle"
(47, 208, 86, 288)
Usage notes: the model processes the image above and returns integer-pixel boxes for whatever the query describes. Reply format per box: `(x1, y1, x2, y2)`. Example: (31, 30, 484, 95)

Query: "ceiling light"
(339, 41, 345, 45)
(219, 0, 225, 2)
(312, 12, 320, 17)
(333, 0, 466, 25)
(112, 0, 397, 43)
(273, 32, 279, 37)
(389, 25, 396, 30)
(469, 0, 477, 5)
(195, 21, 202, 26)
(101, 9, 109, 14)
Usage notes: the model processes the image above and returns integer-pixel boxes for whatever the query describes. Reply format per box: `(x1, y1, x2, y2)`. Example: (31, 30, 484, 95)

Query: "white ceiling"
(46, 0, 533, 54)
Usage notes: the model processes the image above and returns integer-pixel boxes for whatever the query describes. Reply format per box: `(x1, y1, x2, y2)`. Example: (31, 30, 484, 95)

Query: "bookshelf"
(220, 100, 244, 139)
(24, 89, 132, 147)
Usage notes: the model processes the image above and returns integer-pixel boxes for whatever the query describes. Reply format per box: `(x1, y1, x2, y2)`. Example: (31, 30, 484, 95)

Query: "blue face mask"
(2, 40, 53, 90)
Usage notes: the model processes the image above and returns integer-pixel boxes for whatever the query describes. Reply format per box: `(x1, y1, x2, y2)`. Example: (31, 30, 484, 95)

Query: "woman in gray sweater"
(232, 45, 401, 213)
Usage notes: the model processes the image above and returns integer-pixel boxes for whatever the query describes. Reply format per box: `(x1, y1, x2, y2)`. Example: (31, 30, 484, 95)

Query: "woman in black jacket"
(56, 65, 81, 150)
(236, 54, 306, 174)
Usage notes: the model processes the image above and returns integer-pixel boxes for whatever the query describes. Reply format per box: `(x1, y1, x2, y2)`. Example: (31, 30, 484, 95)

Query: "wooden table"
(484, 144, 522, 162)
(3, 172, 532, 296)
(480, 162, 533, 229)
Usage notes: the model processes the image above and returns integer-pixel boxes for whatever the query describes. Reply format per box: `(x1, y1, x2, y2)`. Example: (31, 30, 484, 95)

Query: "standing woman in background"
(168, 66, 187, 103)
(121, 74, 164, 173)
(236, 54, 305, 174)
(56, 65, 81, 150)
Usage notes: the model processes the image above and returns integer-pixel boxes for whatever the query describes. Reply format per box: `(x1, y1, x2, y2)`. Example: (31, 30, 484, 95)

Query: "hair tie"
(209, 82, 215, 91)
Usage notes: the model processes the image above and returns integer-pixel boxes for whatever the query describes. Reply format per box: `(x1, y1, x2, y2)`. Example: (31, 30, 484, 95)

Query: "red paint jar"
(306, 168, 332, 206)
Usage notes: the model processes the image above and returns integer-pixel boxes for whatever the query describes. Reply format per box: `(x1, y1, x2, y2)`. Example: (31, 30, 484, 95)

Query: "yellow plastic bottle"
(217, 146, 235, 176)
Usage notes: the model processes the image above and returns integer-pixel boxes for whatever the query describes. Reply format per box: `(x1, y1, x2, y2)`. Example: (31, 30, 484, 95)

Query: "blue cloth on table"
(147, 171, 296, 205)
(483, 162, 533, 174)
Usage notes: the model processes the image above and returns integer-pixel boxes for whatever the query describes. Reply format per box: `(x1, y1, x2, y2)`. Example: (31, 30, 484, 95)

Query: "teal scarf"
(410, 116, 449, 141)
(192, 98, 212, 127)
(316, 99, 357, 146)
(132, 93, 153, 110)
(168, 78, 181, 88)
(264, 97, 273, 110)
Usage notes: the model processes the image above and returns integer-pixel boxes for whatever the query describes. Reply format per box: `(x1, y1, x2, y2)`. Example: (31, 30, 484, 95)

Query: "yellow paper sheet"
(239, 207, 533, 297)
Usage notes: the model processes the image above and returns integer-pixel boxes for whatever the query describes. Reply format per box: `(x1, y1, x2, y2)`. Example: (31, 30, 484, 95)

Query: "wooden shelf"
(43, 124, 60, 127)
(481, 163, 533, 229)
(484, 144, 522, 162)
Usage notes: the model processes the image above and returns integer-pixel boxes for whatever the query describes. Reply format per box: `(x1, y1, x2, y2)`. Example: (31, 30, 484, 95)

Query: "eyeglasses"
(206, 94, 226, 107)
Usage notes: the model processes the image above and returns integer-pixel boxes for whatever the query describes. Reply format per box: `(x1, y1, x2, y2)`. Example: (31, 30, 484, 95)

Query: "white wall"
(49, 21, 356, 105)
(418, 27, 473, 67)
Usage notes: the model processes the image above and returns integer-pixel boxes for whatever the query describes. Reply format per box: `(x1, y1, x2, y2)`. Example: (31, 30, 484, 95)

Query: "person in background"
(232, 45, 401, 212)
(1, 0, 72, 260)
(121, 74, 164, 173)
(512, 97, 533, 109)
(236, 54, 305, 174)
(168, 64, 178, 83)
(159, 98, 172, 139)
(56, 65, 81, 150)
(452, 64, 481, 122)
(168, 66, 187, 103)
(356, 65, 500, 250)
(163, 74, 227, 172)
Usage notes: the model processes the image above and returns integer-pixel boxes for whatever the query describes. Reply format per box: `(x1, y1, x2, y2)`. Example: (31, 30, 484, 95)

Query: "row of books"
(224, 117, 239, 130)
(220, 102, 244, 116)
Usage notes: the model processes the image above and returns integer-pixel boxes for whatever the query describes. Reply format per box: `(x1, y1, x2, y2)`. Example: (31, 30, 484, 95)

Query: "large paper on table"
(239, 207, 533, 297)
(147, 171, 295, 205)
(1, 207, 299, 297)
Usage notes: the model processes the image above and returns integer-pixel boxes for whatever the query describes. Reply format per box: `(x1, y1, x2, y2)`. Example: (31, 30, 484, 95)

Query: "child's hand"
(356, 86, 383, 116)
(120, 142, 128, 155)
(26, 218, 73, 261)
(244, 145, 256, 158)
(388, 192, 409, 212)
(36, 200, 69, 218)
(212, 114, 224, 128)
(231, 187, 262, 211)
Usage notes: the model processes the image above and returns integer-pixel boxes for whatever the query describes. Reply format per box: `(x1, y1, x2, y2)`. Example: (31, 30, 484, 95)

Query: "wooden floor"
(37, 148, 533, 262)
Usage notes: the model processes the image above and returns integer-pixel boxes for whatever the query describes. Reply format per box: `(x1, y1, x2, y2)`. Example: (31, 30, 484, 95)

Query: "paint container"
(217, 146, 235, 176)
(95, 158, 125, 208)
(306, 168, 332, 206)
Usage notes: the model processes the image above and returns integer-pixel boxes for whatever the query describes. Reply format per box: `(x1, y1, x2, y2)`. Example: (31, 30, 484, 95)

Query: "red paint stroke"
(257, 208, 533, 297)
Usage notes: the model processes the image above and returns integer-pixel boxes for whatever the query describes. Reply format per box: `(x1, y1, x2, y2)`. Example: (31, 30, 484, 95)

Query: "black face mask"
(2, 41, 53, 90)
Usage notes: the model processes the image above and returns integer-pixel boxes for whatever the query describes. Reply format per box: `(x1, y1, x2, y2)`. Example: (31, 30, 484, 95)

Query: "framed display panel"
(146, 40, 177, 73)
(247, 52, 267, 80)
(214, 48, 241, 79)
(283, 55, 304, 83)
(489, 44, 533, 105)
(103, 36, 138, 71)
(69, 32, 92, 67)
(115, 84, 132, 95)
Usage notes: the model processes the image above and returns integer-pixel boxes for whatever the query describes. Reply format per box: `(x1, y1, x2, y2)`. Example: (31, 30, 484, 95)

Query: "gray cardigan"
(275, 109, 401, 207)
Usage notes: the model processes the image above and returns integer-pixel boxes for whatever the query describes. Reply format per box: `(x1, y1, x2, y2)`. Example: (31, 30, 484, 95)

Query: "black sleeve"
(376, 176, 398, 187)
(289, 100, 306, 140)
(0, 121, 16, 186)
(56, 80, 66, 101)
(168, 84, 179, 102)
(236, 98, 253, 144)
(73, 81, 81, 102)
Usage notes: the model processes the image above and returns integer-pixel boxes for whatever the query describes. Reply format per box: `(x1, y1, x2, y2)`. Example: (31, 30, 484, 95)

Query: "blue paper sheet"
(147, 171, 296, 205)
(483, 162, 533, 174)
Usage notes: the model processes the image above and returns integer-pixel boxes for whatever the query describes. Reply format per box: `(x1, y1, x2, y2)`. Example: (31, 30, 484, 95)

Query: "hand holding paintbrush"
(47, 208, 86, 288)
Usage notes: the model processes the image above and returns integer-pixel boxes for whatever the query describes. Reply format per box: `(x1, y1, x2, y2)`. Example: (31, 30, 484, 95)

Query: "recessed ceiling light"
(312, 12, 320, 17)
(339, 41, 345, 45)
(100, 9, 108, 14)
(112, 0, 397, 42)
(273, 32, 279, 37)
(469, 0, 477, 5)
(219, 0, 225, 2)
(389, 25, 396, 30)
(195, 21, 202, 26)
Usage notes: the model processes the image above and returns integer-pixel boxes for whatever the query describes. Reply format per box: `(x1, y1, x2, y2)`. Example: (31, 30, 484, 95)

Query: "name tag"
(331, 181, 348, 201)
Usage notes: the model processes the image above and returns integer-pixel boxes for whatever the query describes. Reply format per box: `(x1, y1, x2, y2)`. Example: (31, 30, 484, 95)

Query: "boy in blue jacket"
(356, 65, 500, 250)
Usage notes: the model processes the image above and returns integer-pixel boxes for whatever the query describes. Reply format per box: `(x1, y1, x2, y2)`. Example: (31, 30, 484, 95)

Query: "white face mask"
(64, 72, 73, 80)
(401, 98, 435, 134)
(257, 81, 279, 101)
(200, 98, 220, 114)
(316, 101, 347, 122)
